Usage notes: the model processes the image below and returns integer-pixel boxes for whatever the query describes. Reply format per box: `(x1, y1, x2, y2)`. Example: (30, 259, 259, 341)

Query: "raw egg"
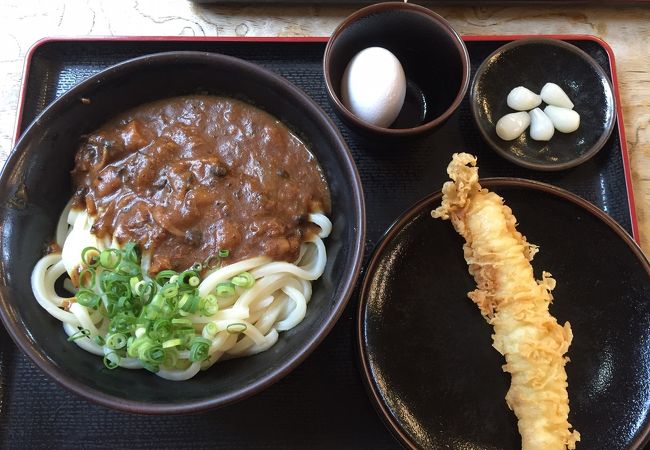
(340, 47, 406, 128)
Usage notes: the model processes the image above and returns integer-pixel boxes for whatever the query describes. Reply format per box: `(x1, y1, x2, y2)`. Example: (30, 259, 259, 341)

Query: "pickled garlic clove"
(544, 105, 580, 133)
(495, 112, 531, 141)
(529, 108, 555, 141)
(506, 86, 542, 111)
(540, 83, 574, 109)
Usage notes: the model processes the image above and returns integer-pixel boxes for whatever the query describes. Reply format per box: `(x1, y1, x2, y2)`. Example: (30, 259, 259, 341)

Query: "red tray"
(2, 34, 639, 449)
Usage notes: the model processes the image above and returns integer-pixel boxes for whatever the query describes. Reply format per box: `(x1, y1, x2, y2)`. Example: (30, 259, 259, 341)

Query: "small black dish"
(358, 179, 650, 449)
(0, 51, 365, 414)
(323, 2, 470, 138)
(471, 39, 616, 171)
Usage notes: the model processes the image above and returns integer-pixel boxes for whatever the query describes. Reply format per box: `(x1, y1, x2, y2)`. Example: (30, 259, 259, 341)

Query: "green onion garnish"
(81, 246, 100, 268)
(160, 284, 178, 298)
(72, 242, 231, 372)
(203, 322, 219, 339)
(226, 323, 247, 334)
(189, 337, 211, 362)
(76, 288, 101, 308)
(218, 249, 229, 258)
(155, 269, 178, 286)
(162, 338, 182, 348)
(100, 248, 122, 269)
(199, 295, 219, 316)
(67, 328, 90, 341)
(216, 282, 235, 297)
(106, 333, 127, 350)
(170, 318, 192, 327)
(103, 352, 120, 369)
(231, 272, 255, 288)
(179, 293, 200, 313)
(122, 242, 139, 264)
(79, 268, 96, 289)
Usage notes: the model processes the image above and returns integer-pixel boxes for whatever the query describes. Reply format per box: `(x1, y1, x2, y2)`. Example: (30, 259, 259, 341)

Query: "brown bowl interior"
(324, 3, 470, 137)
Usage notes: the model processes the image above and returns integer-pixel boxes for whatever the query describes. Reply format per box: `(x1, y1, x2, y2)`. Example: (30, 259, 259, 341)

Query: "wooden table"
(1, 1, 648, 255)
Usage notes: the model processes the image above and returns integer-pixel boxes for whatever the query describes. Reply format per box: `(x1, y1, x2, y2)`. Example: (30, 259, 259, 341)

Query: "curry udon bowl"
(0, 51, 365, 413)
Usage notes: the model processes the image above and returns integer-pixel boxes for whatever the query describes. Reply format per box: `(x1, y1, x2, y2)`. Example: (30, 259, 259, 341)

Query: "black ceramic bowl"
(0, 51, 365, 414)
(323, 2, 470, 138)
(471, 39, 616, 171)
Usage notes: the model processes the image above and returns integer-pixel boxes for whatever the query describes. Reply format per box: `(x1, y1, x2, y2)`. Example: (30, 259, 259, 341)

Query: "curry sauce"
(71, 95, 330, 273)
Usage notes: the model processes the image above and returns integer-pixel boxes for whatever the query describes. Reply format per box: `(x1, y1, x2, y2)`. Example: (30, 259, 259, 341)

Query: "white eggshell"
(340, 47, 406, 128)
(540, 83, 574, 109)
(529, 108, 555, 141)
(495, 112, 531, 141)
(506, 86, 542, 111)
(543, 105, 580, 133)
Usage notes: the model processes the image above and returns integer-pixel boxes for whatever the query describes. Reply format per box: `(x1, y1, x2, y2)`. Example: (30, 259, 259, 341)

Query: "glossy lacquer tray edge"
(13, 34, 639, 242)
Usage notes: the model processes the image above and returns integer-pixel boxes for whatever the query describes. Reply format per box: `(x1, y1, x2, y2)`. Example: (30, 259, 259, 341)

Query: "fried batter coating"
(432, 153, 580, 450)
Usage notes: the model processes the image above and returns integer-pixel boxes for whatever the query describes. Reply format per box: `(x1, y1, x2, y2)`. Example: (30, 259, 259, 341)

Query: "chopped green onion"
(226, 323, 247, 334)
(71, 242, 221, 373)
(231, 272, 255, 288)
(215, 282, 235, 297)
(79, 268, 96, 289)
(134, 280, 156, 304)
(117, 260, 140, 276)
(163, 348, 178, 367)
(179, 270, 199, 288)
(106, 333, 127, 350)
(203, 322, 219, 339)
(67, 328, 90, 341)
(218, 249, 230, 258)
(171, 318, 192, 327)
(162, 338, 182, 348)
(110, 312, 137, 333)
(155, 270, 177, 285)
(131, 337, 165, 365)
(199, 294, 219, 316)
(76, 288, 101, 308)
(179, 293, 199, 313)
(151, 319, 172, 340)
(103, 352, 120, 369)
(160, 284, 178, 299)
(122, 242, 139, 264)
(81, 246, 100, 268)
(189, 337, 211, 362)
(176, 329, 195, 347)
(129, 277, 140, 293)
(100, 248, 122, 269)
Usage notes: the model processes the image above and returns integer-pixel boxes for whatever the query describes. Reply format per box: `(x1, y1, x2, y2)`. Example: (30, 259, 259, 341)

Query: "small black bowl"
(471, 39, 616, 171)
(0, 51, 365, 414)
(324, 2, 470, 138)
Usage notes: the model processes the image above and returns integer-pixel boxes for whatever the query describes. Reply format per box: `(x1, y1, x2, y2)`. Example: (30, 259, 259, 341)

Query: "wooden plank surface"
(0, 0, 648, 254)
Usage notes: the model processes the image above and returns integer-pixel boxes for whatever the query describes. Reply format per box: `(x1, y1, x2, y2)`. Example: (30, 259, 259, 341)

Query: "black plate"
(358, 178, 650, 449)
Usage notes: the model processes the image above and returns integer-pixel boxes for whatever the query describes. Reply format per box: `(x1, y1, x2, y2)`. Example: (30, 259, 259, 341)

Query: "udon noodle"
(31, 207, 330, 381)
(30, 95, 332, 381)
